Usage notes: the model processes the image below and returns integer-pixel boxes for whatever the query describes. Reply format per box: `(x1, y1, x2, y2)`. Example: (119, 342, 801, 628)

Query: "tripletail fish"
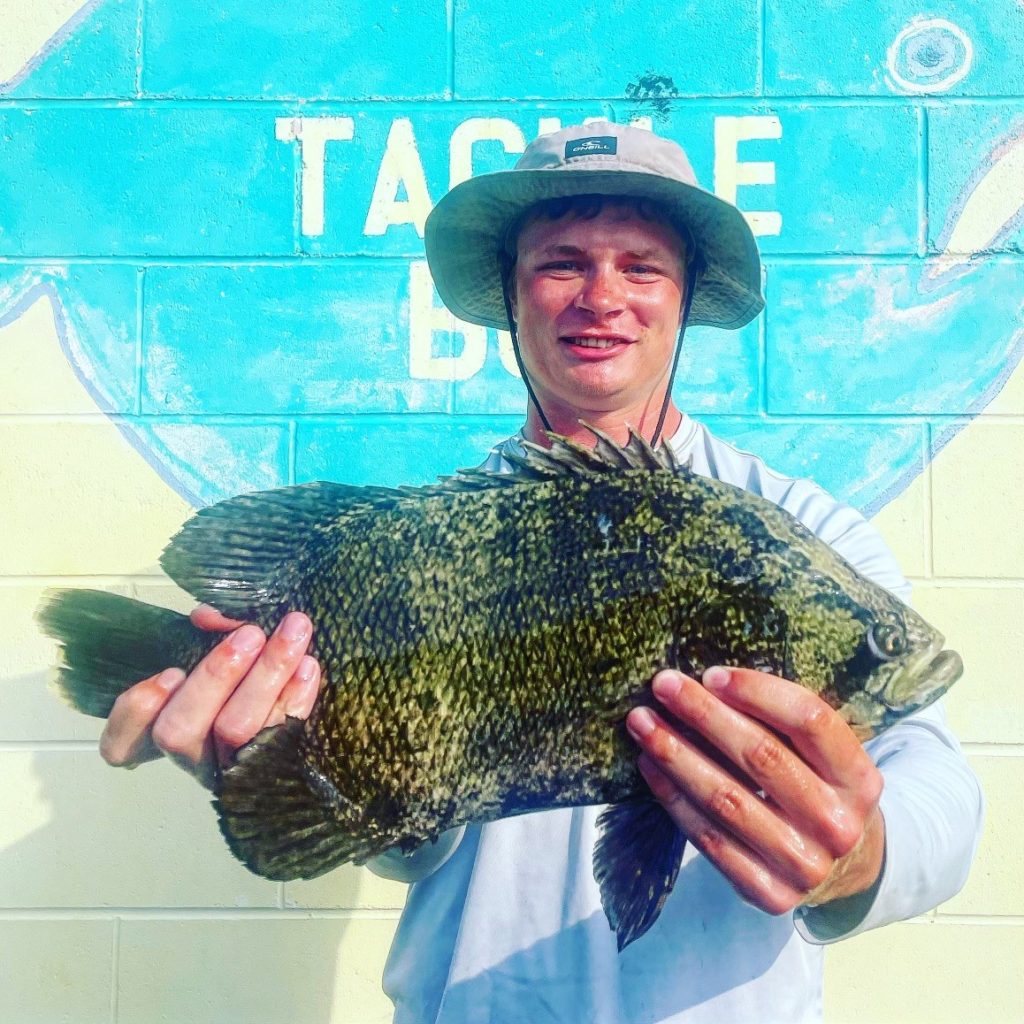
(37, 429, 963, 950)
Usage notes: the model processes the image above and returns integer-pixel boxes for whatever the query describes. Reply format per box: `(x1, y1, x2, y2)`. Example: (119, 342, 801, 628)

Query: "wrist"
(804, 806, 886, 908)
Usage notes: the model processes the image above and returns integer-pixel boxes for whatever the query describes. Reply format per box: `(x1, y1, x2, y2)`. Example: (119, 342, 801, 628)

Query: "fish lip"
(881, 647, 963, 724)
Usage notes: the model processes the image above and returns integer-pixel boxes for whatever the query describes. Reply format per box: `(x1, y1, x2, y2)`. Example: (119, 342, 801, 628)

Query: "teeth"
(567, 337, 619, 349)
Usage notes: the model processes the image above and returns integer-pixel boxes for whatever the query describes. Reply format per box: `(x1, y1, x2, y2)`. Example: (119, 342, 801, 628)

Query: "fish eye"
(867, 621, 909, 662)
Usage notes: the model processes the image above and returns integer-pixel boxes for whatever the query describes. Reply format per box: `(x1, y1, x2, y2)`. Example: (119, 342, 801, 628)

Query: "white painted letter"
(713, 116, 783, 236)
(275, 116, 355, 237)
(497, 328, 521, 378)
(408, 262, 487, 380)
(450, 118, 526, 188)
(365, 119, 433, 238)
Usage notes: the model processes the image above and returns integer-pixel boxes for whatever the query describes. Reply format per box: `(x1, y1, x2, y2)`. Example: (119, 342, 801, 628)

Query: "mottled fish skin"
(280, 457, 950, 859)
(38, 429, 963, 949)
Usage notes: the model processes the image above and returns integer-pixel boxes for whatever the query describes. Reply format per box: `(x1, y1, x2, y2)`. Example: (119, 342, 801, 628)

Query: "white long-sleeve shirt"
(375, 416, 984, 1024)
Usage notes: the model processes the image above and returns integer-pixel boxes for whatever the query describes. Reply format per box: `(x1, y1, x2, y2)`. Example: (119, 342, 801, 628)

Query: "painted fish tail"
(36, 588, 212, 718)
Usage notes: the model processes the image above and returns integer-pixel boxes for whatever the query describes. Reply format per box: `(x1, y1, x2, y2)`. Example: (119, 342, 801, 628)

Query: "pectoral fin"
(593, 796, 686, 952)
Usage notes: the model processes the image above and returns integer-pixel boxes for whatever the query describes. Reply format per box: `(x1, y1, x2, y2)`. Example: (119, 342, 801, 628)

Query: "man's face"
(512, 204, 687, 425)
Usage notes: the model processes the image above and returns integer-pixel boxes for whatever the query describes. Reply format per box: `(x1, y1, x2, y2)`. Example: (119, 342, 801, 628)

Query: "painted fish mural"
(2, 2, 1023, 514)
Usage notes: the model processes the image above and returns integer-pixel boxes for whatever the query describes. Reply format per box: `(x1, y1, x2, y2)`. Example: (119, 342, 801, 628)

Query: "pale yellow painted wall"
(0, 1, 94, 84)
(822, 363, 1024, 1024)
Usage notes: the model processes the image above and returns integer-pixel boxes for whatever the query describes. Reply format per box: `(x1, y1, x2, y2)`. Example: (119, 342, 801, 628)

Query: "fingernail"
(295, 655, 318, 685)
(276, 614, 307, 638)
(284, 658, 320, 716)
(627, 707, 656, 740)
(652, 671, 682, 701)
(156, 667, 186, 691)
(703, 666, 731, 691)
(231, 624, 265, 653)
(278, 612, 310, 642)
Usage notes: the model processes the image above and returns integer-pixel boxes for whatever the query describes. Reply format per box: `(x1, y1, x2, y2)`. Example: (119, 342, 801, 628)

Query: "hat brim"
(424, 168, 765, 332)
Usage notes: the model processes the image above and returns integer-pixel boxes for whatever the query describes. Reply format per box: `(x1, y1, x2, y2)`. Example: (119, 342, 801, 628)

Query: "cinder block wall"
(1, 3, 1021, 1022)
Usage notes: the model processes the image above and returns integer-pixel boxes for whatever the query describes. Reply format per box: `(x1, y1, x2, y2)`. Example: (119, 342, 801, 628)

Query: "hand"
(98, 606, 321, 789)
(625, 666, 885, 914)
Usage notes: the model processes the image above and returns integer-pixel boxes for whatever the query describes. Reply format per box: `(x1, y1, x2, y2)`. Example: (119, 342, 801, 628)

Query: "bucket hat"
(424, 120, 764, 332)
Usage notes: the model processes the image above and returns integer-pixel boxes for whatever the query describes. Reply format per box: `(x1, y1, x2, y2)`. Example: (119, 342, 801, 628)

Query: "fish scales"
(225, 467, 887, 838)
(36, 428, 963, 951)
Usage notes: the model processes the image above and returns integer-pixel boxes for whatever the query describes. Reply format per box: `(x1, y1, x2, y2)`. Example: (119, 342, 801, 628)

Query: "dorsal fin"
(160, 427, 688, 618)
(510, 424, 685, 478)
(160, 481, 404, 617)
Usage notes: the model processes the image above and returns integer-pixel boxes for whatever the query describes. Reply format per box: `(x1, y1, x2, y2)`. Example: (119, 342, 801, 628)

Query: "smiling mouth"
(562, 336, 631, 349)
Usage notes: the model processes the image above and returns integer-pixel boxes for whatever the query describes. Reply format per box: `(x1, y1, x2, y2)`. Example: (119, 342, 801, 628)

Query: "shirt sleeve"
(777, 479, 984, 944)
(365, 827, 467, 883)
(795, 699, 984, 943)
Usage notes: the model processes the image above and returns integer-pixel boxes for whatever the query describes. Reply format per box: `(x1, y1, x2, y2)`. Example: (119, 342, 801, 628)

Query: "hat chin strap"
(650, 258, 699, 449)
(500, 260, 554, 436)
(499, 259, 700, 449)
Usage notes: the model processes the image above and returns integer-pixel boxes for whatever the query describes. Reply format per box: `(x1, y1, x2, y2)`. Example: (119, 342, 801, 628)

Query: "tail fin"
(36, 589, 211, 718)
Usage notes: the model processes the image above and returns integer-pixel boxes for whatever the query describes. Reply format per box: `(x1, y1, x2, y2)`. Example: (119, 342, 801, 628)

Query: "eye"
(867, 620, 909, 661)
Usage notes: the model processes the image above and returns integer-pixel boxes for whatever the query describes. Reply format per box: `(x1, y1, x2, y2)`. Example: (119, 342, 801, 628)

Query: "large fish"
(38, 430, 963, 950)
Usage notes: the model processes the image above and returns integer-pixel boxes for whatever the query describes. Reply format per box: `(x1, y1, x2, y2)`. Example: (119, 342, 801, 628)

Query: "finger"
(212, 612, 313, 762)
(166, 742, 220, 791)
(261, 656, 322, 732)
(100, 668, 186, 767)
(191, 604, 247, 632)
(150, 623, 267, 766)
(650, 670, 847, 843)
(702, 666, 877, 794)
(638, 754, 804, 916)
(627, 705, 832, 892)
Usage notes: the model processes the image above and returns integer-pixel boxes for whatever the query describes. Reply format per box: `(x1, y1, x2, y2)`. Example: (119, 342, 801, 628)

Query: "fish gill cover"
(1, 1, 1023, 509)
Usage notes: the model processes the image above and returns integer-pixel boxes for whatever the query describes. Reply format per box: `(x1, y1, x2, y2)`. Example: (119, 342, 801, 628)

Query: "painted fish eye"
(867, 621, 909, 662)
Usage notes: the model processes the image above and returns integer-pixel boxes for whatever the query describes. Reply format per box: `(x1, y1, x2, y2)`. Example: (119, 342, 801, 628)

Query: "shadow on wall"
(0, 668, 365, 1024)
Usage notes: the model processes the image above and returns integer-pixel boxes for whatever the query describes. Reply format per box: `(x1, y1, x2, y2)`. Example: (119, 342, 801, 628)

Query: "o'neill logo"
(565, 136, 618, 158)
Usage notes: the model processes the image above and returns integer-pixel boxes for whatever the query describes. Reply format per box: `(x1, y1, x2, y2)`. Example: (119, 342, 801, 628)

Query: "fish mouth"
(882, 646, 964, 726)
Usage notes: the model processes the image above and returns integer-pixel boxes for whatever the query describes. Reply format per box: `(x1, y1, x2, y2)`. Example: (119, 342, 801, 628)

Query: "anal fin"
(215, 716, 365, 880)
(594, 797, 686, 952)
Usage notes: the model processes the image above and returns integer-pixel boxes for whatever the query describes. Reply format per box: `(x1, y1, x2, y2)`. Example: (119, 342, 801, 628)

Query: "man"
(98, 122, 983, 1023)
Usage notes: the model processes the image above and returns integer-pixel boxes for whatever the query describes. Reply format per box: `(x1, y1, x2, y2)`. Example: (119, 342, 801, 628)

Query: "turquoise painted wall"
(2, 2, 1023, 511)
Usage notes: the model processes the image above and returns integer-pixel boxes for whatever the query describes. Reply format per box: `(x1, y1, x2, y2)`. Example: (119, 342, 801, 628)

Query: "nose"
(574, 264, 626, 317)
